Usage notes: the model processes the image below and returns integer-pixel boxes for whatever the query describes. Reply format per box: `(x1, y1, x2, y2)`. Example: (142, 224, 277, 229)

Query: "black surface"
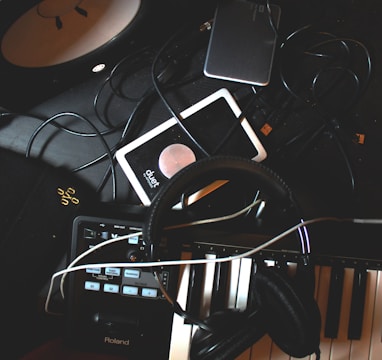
(1, 1, 382, 356)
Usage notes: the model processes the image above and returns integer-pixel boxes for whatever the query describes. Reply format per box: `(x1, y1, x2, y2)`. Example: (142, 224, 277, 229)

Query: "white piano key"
(200, 253, 217, 318)
(228, 258, 241, 309)
(350, 269, 378, 359)
(286, 260, 298, 277)
(236, 257, 253, 310)
(369, 270, 382, 360)
(328, 267, 354, 359)
(168, 255, 193, 360)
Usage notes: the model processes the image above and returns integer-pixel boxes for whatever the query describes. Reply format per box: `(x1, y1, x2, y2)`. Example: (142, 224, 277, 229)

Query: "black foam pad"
(252, 267, 321, 357)
(190, 309, 266, 360)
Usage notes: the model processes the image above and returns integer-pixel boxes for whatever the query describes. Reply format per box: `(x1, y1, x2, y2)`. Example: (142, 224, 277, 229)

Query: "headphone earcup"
(252, 266, 321, 358)
(189, 309, 266, 360)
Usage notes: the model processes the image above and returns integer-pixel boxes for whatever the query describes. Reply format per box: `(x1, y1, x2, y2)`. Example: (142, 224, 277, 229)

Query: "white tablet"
(116, 88, 267, 206)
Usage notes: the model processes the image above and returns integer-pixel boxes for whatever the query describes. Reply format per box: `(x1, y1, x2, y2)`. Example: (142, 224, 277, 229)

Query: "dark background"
(1, 0, 382, 358)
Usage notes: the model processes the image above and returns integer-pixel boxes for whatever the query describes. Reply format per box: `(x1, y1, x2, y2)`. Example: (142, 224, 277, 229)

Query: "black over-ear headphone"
(143, 155, 321, 360)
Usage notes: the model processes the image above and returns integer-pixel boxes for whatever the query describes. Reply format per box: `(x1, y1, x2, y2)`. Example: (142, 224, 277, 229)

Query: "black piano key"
(275, 258, 288, 273)
(210, 260, 230, 313)
(274, 259, 291, 281)
(348, 267, 367, 340)
(295, 258, 316, 297)
(325, 265, 345, 338)
(186, 263, 204, 321)
(247, 260, 259, 309)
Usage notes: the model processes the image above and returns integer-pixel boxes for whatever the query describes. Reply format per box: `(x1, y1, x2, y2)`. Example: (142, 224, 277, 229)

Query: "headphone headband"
(143, 155, 309, 260)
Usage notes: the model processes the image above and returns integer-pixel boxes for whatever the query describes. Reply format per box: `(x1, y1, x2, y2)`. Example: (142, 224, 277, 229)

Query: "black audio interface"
(65, 215, 179, 359)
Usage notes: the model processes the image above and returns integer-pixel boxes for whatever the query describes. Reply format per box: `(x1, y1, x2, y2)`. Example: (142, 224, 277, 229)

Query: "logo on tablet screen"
(143, 169, 160, 189)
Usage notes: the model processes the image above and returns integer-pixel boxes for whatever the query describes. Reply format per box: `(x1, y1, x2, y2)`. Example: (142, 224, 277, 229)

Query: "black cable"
(92, 19, 214, 194)
(150, 22, 210, 157)
(275, 25, 372, 194)
(95, 69, 207, 194)
(265, 0, 278, 36)
(92, 47, 155, 129)
(92, 90, 157, 195)
(108, 47, 155, 102)
(1, 109, 125, 193)
(311, 66, 361, 114)
(25, 112, 117, 200)
(279, 28, 372, 111)
(309, 37, 371, 101)
(153, 270, 213, 332)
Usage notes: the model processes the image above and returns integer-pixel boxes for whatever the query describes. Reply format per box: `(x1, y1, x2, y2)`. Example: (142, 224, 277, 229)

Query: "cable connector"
(353, 133, 365, 144)
(200, 18, 214, 32)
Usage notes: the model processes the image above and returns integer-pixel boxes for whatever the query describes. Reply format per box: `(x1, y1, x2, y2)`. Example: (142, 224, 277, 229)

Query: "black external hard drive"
(204, 0, 281, 86)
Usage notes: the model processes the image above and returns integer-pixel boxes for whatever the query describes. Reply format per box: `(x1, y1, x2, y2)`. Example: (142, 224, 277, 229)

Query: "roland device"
(65, 215, 180, 359)
(204, 0, 281, 86)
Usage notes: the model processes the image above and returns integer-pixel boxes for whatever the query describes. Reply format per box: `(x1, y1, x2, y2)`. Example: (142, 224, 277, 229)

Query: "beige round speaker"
(0, 0, 155, 110)
(1, 0, 142, 68)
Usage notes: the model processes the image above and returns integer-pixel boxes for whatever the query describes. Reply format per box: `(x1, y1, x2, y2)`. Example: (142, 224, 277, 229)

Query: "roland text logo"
(104, 336, 130, 346)
(143, 169, 160, 189)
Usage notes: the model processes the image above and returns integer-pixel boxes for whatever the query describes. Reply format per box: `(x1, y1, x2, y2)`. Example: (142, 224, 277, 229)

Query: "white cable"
(352, 218, 382, 224)
(58, 198, 263, 299)
(165, 198, 263, 230)
(48, 198, 264, 314)
(59, 232, 143, 299)
(45, 206, 382, 315)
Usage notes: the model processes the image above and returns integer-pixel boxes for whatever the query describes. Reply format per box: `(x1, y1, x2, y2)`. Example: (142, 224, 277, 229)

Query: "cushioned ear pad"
(144, 156, 296, 259)
(190, 309, 266, 360)
(252, 267, 321, 357)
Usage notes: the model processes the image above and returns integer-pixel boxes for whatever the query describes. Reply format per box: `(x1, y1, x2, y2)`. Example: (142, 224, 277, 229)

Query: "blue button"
(84, 281, 100, 291)
(142, 288, 158, 298)
(103, 283, 119, 293)
(124, 269, 140, 278)
(86, 267, 101, 274)
(105, 267, 121, 276)
(122, 286, 139, 296)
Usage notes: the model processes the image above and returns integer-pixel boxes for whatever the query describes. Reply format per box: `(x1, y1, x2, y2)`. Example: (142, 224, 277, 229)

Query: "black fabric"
(0, 147, 99, 359)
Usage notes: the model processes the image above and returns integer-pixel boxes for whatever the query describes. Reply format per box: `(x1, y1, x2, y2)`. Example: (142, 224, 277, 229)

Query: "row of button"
(84, 280, 159, 298)
(86, 267, 142, 278)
